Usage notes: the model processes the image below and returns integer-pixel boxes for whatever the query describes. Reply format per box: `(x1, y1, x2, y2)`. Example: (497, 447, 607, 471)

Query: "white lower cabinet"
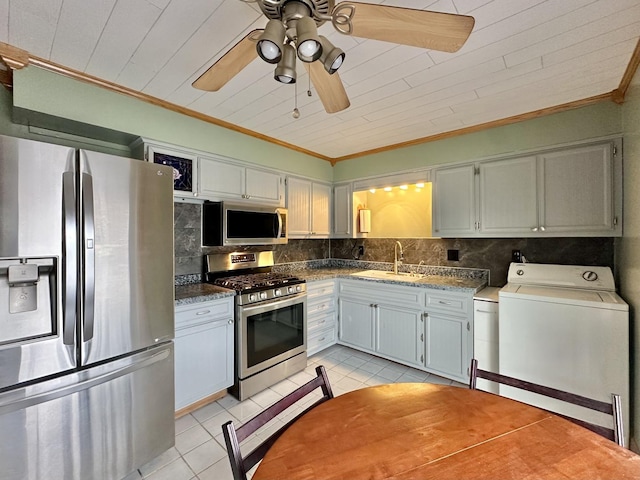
(174, 297, 234, 411)
(306, 280, 338, 356)
(338, 296, 375, 351)
(337, 279, 473, 383)
(376, 305, 424, 368)
(425, 312, 469, 380)
(338, 280, 426, 368)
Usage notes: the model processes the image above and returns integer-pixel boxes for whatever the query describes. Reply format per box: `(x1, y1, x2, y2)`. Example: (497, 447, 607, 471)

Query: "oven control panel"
(238, 282, 306, 306)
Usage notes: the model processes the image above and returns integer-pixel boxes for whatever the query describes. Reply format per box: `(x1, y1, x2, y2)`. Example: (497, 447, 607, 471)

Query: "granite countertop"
(298, 267, 486, 293)
(175, 266, 487, 305)
(174, 283, 235, 306)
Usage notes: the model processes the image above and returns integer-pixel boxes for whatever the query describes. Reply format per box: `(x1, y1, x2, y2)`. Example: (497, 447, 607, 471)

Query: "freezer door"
(78, 150, 175, 365)
(0, 342, 175, 480)
(0, 135, 77, 389)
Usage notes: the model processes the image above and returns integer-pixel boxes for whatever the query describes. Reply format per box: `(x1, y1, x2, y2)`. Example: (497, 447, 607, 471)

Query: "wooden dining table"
(253, 383, 640, 480)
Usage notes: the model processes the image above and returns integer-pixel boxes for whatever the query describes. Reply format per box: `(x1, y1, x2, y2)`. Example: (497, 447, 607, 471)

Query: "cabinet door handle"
(475, 309, 494, 313)
(421, 354, 424, 363)
(228, 319, 234, 325)
(437, 300, 452, 305)
(319, 337, 326, 342)
(420, 333, 424, 342)
(531, 226, 538, 232)
(196, 310, 211, 315)
(540, 226, 546, 232)
(319, 319, 326, 324)
(467, 321, 470, 331)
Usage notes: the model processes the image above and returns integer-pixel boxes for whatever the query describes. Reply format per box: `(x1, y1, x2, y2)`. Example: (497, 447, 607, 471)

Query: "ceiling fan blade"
(336, 2, 474, 53)
(192, 29, 261, 91)
(306, 62, 350, 114)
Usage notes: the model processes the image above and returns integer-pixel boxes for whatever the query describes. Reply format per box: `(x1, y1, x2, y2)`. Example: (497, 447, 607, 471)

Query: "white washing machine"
(499, 262, 629, 444)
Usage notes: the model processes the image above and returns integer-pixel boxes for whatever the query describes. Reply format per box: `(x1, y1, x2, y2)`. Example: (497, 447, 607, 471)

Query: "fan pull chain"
(307, 73, 312, 97)
(292, 80, 300, 119)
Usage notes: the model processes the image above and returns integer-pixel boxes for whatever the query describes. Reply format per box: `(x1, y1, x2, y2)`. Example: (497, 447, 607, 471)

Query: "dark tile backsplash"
(331, 237, 614, 287)
(174, 203, 614, 286)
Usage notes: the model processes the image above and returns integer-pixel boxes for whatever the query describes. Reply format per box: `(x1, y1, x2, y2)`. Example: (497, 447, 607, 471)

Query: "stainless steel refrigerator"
(0, 135, 176, 480)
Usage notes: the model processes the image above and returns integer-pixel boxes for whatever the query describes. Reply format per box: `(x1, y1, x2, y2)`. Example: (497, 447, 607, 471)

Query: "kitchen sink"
(351, 270, 421, 281)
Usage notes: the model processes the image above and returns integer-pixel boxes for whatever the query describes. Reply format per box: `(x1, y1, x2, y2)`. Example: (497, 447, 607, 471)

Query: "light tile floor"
(124, 345, 464, 480)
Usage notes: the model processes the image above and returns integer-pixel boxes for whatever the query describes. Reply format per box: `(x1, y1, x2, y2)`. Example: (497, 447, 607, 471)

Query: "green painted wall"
(616, 69, 640, 451)
(333, 101, 623, 181)
(10, 66, 333, 181)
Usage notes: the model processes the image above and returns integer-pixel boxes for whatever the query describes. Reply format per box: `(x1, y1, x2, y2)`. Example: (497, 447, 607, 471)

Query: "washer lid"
(506, 263, 616, 291)
(500, 284, 628, 310)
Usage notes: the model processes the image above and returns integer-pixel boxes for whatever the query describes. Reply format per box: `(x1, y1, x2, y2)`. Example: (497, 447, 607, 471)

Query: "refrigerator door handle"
(82, 173, 96, 341)
(0, 345, 171, 416)
(62, 172, 77, 345)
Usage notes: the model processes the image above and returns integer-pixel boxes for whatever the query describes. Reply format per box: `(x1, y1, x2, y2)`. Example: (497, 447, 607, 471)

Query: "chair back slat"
(222, 365, 334, 480)
(469, 358, 624, 447)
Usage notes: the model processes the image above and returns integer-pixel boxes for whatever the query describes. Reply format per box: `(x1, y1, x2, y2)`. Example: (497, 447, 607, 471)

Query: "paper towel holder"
(358, 209, 371, 233)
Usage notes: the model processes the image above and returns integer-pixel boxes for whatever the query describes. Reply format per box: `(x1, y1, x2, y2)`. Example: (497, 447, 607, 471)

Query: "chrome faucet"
(393, 241, 403, 274)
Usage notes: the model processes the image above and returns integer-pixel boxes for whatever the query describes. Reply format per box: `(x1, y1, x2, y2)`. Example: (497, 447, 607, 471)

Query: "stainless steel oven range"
(206, 251, 306, 400)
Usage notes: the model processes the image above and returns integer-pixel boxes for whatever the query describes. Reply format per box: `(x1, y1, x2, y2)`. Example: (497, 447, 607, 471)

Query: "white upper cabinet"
(332, 183, 352, 238)
(538, 144, 614, 234)
(138, 139, 284, 206)
(433, 164, 476, 237)
(312, 182, 331, 236)
(479, 156, 538, 235)
(287, 176, 331, 238)
(433, 140, 621, 238)
(199, 156, 283, 205)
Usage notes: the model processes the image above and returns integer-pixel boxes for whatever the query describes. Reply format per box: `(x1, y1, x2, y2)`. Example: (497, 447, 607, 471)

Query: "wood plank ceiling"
(0, 0, 639, 161)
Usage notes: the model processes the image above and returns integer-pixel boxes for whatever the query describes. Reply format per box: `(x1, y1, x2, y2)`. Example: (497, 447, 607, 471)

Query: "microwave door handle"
(276, 211, 283, 238)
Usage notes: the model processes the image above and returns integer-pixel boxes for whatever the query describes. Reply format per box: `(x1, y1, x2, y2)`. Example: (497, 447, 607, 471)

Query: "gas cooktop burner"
(213, 272, 304, 292)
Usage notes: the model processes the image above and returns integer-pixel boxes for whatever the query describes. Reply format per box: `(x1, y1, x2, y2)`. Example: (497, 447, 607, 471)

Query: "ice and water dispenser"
(1, 257, 57, 344)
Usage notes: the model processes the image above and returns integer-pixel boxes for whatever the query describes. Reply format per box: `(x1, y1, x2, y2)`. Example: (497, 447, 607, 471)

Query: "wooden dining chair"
(222, 365, 334, 480)
(469, 358, 624, 447)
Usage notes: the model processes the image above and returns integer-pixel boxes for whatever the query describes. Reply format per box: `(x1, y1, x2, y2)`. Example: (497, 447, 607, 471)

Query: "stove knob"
(295, 285, 302, 292)
(249, 293, 257, 302)
(274, 288, 282, 296)
(260, 291, 268, 300)
(288, 286, 294, 294)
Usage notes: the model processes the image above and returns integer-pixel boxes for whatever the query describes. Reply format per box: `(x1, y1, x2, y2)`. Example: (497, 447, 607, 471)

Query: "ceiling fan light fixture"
(319, 36, 345, 74)
(295, 16, 322, 62)
(274, 43, 297, 84)
(257, 19, 286, 64)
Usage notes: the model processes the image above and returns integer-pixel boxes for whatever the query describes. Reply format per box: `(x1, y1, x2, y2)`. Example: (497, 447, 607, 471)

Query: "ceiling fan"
(192, 0, 474, 114)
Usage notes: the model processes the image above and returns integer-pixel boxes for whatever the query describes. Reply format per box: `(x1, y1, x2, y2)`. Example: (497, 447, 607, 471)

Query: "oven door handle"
(241, 294, 306, 314)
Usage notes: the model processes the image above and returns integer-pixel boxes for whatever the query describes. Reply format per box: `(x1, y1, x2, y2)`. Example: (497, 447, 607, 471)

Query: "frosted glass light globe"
(331, 55, 343, 71)
(259, 41, 280, 61)
(298, 39, 320, 58)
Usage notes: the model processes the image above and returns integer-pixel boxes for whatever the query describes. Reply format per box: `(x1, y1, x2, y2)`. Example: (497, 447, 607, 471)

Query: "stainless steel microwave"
(202, 201, 288, 246)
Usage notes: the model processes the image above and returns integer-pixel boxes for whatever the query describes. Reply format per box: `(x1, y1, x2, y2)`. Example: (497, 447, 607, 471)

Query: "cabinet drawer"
(339, 279, 425, 308)
(307, 280, 336, 299)
(175, 299, 234, 330)
(426, 291, 470, 315)
(307, 296, 336, 317)
(308, 311, 336, 334)
(308, 326, 336, 356)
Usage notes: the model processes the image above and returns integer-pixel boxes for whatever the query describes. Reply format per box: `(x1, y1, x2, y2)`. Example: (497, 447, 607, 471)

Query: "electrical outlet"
(512, 250, 522, 262)
(447, 249, 459, 261)
(358, 245, 365, 256)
